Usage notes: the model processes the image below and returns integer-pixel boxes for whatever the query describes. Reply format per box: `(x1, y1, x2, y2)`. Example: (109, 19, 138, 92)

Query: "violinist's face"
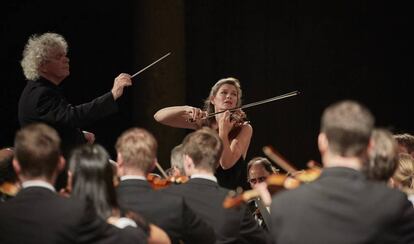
(248, 164, 271, 189)
(211, 84, 238, 112)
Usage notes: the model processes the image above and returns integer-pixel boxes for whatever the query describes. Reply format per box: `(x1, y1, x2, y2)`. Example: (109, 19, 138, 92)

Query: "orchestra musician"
(154, 77, 252, 190)
(115, 127, 215, 244)
(270, 100, 414, 244)
(164, 127, 271, 243)
(246, 157, 279, 231)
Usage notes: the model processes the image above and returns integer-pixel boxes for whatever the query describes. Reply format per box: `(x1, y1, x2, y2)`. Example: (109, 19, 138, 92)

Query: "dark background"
(1, 0, 413, 171)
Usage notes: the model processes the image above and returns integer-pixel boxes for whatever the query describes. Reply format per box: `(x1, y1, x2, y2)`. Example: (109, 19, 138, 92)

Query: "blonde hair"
(181, 127, 223, 172)
(21, 32, 68, 81)
(14, 123, 61, 179)
(393, 153, 414, 194)
(115, 128, 157, 172)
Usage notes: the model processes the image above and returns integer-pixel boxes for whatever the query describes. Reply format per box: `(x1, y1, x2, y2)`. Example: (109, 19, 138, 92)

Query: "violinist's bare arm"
(154, 106, 205, 130)
(219, 112, 253, 169)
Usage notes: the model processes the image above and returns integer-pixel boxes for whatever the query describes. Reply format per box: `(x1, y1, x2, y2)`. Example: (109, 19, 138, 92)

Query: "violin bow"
(262, 145, 298, 174)
(204, 90, 300, 119)
(131, 52, 171, 79)
(155, 161, 169, 178)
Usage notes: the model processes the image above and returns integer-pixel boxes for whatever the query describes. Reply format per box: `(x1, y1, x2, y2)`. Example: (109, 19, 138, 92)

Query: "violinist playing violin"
(269, 100, 414, 244)
(166, 144, 186, 177)
(246, 157, 279, 231)
(154, 77, 252, 190)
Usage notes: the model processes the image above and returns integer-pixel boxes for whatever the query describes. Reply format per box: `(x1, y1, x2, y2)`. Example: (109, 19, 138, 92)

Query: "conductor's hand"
(111, 73, 132, 100)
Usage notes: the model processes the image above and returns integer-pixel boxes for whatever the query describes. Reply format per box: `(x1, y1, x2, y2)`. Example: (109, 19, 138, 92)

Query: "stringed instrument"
(223, 168, 321, 208)
(223, 145, 322, 209)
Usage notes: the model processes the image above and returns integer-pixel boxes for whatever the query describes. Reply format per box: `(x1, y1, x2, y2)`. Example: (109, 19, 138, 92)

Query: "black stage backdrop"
(1, 0, 413, 171)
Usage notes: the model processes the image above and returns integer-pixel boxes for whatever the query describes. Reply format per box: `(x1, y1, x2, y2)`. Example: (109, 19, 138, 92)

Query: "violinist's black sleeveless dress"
(215, 157, 249, 190)
(204, 120, 250, 190)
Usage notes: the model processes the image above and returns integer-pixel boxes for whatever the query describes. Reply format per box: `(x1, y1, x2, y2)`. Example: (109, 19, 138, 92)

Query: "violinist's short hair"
(0, 148, 17, 184)
(181, 127, 223, 172)
(321, 100, 374, 157)
(394, 133, 414, 155)
(170, 144, 185, 175)
(364, 128, 398, 181)
(115, 128, 157, 172)
(247, 157, 278, 175)
(14, 123, 61, 179)
(393, 153, 414, 194)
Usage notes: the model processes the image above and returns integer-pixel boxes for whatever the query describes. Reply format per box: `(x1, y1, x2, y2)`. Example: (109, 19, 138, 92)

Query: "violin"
(223, 167, 321, 209)
(147, 162, 189, 189)
(146, 173, 189, 190)
(188, 108, 249, 127)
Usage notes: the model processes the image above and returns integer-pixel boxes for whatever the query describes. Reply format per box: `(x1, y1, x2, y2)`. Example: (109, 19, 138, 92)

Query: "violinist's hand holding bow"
(185, 106, 207, 123)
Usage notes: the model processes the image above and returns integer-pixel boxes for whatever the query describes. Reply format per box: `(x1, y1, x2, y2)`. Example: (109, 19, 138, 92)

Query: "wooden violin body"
(146, 174, 189, 189)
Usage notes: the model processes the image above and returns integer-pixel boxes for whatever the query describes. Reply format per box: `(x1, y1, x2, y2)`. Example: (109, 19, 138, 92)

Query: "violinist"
(0, 148, 20, 202)
(154, 77, 252, 190)
(164, 127, 270, 243)
(246, 157, 279, 231)
(166, 144, 185, 177)
(115, 127, 215, 244)
(269, 100, 414, 244)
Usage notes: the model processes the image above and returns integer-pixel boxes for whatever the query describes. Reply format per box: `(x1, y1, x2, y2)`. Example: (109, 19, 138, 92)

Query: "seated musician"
(0, 148, 20, 202)
(115, 127, 215, 244)
(166, 144, 185, 177)
(246, 157, 279, 230)
(164, 127, 271, 243)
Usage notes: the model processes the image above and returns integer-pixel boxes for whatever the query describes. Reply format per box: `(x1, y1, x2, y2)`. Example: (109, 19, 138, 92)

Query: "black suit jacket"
(116, 179, 216, 244)
(164, 178, 271, 244)
(0, 187, 147, 244)
(18, 78, 118, 154)
(270, 167, 414, 244)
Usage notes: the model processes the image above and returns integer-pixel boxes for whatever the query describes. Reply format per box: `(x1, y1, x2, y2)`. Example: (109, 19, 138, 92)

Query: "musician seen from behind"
(270, 100, 414, 244)
(115, 127, 215, 244)
(164, 127, 271, 243)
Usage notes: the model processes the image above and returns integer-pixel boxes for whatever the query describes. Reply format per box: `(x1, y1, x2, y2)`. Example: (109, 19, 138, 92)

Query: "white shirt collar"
(22, 180, 55, 192)
(120, 175, 147, 181)
(191, 174, 217, 183)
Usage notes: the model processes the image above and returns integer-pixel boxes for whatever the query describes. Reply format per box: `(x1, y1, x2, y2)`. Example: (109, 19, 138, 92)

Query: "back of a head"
(393, 153, 414, 194)
(365, 129, 398, 181)
(69, 144, 117, 220)
(170, 144, 185, 175)
(394, 133, 414, 155)
(181, 127, 223, 172)
(115, 128, 157, 173)
(14, 123, 61, 180)
(321, 100, 374, 157)
(0, 148, 16, 184)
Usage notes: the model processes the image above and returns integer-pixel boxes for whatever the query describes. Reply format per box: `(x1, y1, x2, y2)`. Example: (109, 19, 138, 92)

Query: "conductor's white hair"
(20, 32, 68, 81)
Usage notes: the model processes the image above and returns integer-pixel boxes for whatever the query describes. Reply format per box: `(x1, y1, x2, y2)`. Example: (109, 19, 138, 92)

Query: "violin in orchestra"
(223, 167, 322, 209)
(146, 173, 189, 190)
